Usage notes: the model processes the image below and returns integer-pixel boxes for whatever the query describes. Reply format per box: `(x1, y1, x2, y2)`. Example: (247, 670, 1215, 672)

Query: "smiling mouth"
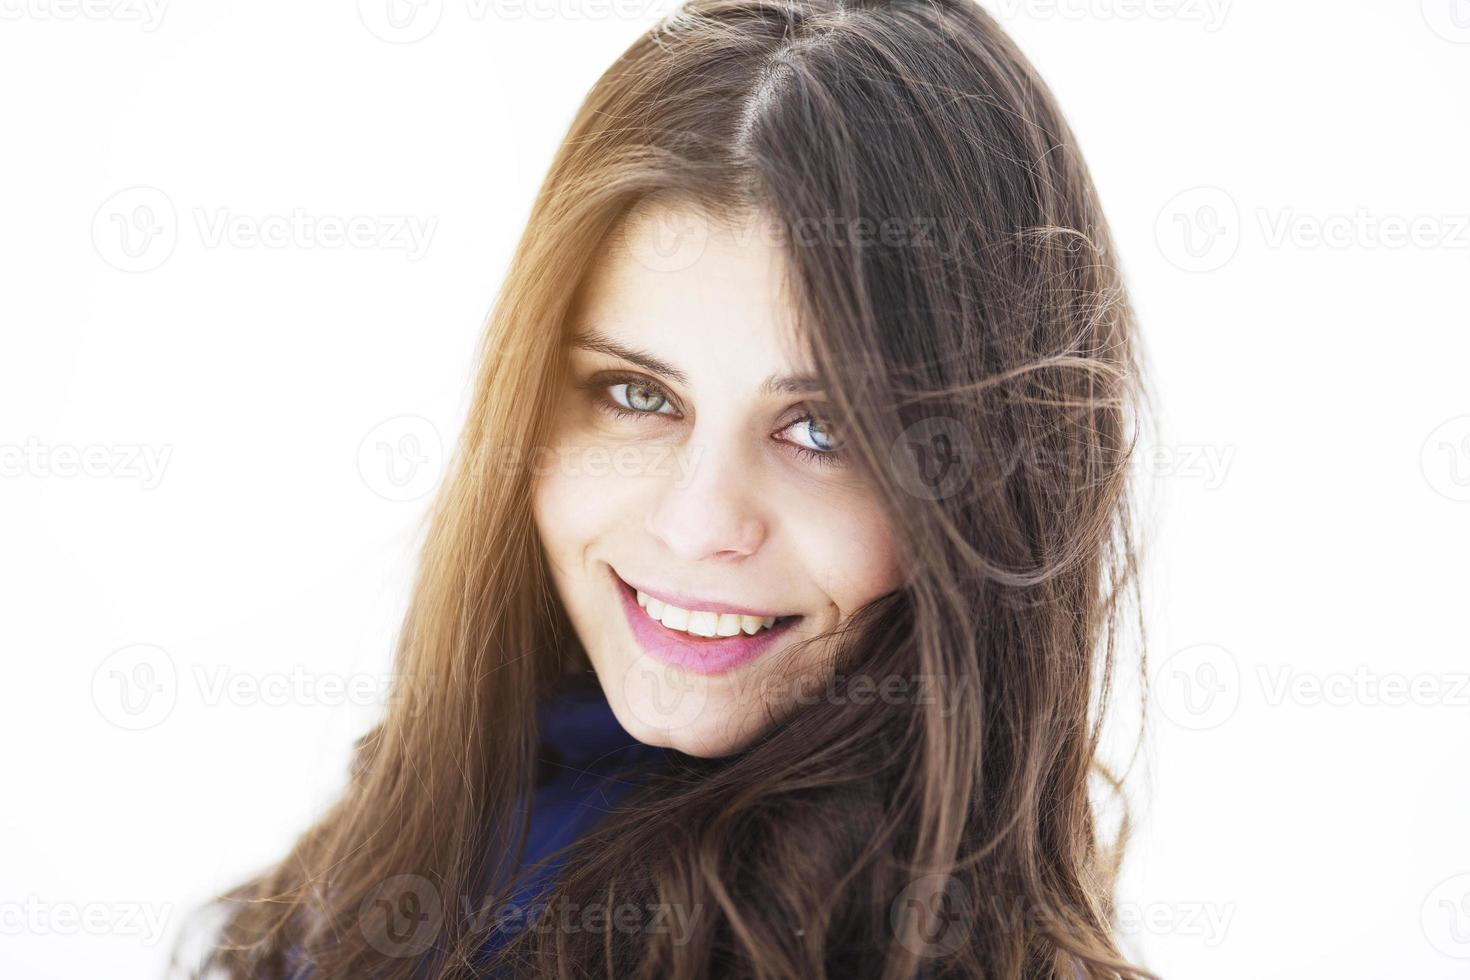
(610, 570, 800, 640)
(607, 566, 803, 674)
(633, 588, 798, 638)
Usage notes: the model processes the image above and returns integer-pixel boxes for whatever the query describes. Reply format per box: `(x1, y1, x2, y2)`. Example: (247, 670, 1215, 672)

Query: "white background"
(2, 1, 1467, 977)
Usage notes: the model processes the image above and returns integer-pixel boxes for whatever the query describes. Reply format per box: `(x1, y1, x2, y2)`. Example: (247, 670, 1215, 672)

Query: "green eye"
(608, 381, 674, 415)
(572, 370, 680, 420)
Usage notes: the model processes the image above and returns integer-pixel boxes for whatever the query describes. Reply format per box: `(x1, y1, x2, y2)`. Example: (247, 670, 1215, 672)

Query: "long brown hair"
(187, 0, 1152, 976)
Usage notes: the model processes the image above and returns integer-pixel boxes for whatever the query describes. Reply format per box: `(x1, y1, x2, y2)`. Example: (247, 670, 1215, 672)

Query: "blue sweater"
(472, 677, 674, 970)
(282, 678, 671, 979)
(286, 683, 1030, 978)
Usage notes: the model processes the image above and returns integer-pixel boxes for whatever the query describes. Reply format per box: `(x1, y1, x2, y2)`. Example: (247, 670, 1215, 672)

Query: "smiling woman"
(187, 0, 1150, 977)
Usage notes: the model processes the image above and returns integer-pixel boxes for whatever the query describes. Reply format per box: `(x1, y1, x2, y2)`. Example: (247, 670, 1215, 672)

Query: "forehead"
(571, 200, 812, 377)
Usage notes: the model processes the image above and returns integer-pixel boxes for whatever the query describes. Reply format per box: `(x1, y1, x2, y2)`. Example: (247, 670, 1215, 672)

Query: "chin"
(595, 664, 766, 759)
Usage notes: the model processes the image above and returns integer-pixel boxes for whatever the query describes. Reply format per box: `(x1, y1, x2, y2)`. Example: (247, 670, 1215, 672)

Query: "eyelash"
(574, 372, 845, 468)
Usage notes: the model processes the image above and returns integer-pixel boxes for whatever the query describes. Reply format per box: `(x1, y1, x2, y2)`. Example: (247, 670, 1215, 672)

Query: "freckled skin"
(532, 202, 904, 758)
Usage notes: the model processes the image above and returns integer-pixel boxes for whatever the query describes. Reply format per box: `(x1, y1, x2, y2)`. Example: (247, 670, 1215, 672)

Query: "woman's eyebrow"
(760, 374, 825, 396)
(571, 328, 688, 385)
(570, 326, 825, 396)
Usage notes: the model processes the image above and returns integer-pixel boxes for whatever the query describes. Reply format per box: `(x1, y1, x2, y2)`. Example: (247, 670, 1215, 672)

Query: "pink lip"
(610, 566, 800, 676)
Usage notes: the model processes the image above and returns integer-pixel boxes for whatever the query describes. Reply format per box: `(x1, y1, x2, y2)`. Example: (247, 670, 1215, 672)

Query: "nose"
(644, 432, 768, 562)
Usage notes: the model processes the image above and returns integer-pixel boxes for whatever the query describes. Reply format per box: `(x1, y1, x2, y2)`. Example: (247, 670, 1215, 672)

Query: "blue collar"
(529, 675, 643, 775)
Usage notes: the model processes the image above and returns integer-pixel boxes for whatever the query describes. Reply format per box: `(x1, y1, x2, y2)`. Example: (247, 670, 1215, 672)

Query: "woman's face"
(532, 201, 904, 757)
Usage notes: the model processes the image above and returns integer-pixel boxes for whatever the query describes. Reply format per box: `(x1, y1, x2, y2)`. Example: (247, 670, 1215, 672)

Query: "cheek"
(532, 393, 657, 555)
(532, 434, 652, 567)
(533, 464, 612, 563)
(789, 491, 904, 619)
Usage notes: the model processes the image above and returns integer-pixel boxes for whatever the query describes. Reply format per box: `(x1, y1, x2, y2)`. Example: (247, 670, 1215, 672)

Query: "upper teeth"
(636, 590, 777, 637)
